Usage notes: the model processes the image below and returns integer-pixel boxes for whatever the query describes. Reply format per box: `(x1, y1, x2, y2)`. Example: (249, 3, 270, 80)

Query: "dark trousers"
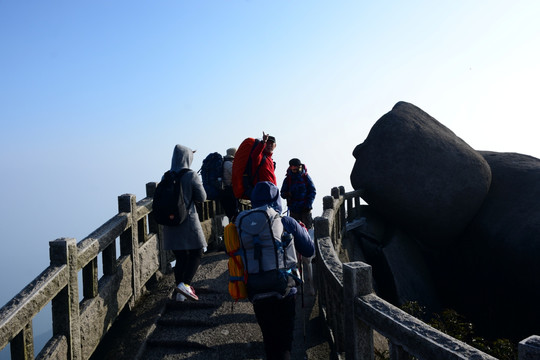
(290, 209, 313, 229)
(220, 186, 239, 220)
(253, 295, 296, 360)
(172, 248, 203, 286)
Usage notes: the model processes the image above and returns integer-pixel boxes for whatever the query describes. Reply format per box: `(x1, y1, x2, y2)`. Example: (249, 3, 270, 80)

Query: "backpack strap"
(254, 154, 267, 183)
(176, 168, 192, 211)
(252, 235, 263, 273)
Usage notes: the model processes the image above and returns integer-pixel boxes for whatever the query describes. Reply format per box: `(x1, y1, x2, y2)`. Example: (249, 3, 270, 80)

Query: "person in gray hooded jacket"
(162, 144, 207, 301)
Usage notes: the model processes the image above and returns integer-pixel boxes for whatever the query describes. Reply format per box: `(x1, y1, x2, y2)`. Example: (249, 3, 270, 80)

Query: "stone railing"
(0, 182, 227, 360)
(313, 186, 540, 360)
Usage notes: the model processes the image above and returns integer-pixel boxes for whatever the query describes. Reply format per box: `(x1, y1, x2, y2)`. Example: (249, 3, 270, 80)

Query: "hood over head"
(250, 181, 282, 213)
(170, 144, 194, 172)
(226, 147, 237, 157)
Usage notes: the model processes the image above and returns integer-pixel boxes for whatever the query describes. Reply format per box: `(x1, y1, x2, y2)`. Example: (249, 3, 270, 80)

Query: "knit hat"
(226, 148, 236, 157)
(289, 158, 301, 167)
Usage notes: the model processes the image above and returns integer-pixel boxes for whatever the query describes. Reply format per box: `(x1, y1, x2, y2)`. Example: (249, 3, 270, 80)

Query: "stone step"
(91, 250, 333, 360)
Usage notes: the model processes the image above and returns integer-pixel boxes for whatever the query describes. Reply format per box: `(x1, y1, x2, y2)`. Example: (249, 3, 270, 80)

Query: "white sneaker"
(176, 282, 199, 300)
(175, 293, 187, 302)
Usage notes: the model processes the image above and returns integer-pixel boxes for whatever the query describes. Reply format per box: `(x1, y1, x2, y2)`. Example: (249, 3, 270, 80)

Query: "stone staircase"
(93, 250, 332, 360)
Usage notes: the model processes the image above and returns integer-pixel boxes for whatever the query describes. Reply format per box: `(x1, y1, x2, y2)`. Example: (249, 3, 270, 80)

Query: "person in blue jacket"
(237, 181, 314, 360)
(280, 158, 316, 229)
(280, 158, 317, 297)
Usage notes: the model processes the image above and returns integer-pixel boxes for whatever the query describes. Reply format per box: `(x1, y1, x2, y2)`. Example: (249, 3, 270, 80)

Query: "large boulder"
(444, 151, 540, 340)
(344, 206, 441, 314)
(350, 101, 492, 249)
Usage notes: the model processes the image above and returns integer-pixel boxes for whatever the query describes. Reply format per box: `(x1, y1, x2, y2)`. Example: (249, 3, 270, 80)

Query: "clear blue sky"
(1, 0, 540, 309)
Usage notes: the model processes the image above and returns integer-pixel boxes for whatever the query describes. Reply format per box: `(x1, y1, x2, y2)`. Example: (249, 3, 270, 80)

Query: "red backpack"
(232, 138, 262, 199)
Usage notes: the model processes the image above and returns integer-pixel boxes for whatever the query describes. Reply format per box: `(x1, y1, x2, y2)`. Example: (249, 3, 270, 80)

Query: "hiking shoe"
(175, 293, 187, 302)
(176, 282, 199, 300)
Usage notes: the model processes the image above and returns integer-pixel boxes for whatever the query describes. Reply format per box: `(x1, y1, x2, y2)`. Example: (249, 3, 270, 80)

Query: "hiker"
(236, 181, 314, 360)
(162, 144, 207, 301)
(250, 132, 277, 186)
(280, 158, 316, 229)
(220, 147, 239, 220)
(280, 158, 317, 296)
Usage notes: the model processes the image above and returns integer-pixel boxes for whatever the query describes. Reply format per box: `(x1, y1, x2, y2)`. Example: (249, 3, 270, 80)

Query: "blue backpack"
(236, 206, 299, 301)
(200, 152, 224, 200)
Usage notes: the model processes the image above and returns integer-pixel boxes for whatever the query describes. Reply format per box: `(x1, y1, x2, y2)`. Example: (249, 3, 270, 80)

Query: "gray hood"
(170, 144, 193, 172)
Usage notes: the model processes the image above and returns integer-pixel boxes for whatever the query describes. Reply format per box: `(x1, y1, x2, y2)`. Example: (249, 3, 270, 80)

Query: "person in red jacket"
(250, 132, 277, 186)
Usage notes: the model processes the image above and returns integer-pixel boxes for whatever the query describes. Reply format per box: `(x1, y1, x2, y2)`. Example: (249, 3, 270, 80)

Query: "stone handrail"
(0, 182, 226, 360)
(312, 186, 540, 360)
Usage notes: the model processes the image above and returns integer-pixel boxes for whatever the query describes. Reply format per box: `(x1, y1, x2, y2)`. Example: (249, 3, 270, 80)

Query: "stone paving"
(91, 250, 332, 360)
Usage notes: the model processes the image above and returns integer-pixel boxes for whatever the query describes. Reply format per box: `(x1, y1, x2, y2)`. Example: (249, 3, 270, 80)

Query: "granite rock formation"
(350, 102, 540, 340)
(350, 101, 492, 249)
(442, 151, 540, 340)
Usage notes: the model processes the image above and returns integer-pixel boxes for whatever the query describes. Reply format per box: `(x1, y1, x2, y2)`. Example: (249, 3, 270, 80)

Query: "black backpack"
(152, 169, 190, 226)
(200, 152, 224, 200)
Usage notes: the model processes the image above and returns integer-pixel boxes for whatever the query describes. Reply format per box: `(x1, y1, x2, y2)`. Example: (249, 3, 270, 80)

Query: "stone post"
(82, 258, 98, 299)
(50, 237, 81, 360)
(314, 215, 330, 240)
(519, 335, 540, 360)
(146, 182, 159, 235)
(331, 187, 340, 199)
(10, 323, 33, 360)
(118, 194, 140, 308)
(102, 241, 116, 276)
(147, 182, 169, 273)
(336, 187, 346, 233)
(343, 262, 374, 360)
(346, 197, 353, 221)
(323, 195, 334, 210)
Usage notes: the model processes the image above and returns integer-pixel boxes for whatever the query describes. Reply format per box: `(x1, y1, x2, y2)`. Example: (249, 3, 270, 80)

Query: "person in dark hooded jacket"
(236, 181, 314, 360)
(162, 144, 207, 301)
(280, 158, 316, 229)
(280, 158, 317, 296)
